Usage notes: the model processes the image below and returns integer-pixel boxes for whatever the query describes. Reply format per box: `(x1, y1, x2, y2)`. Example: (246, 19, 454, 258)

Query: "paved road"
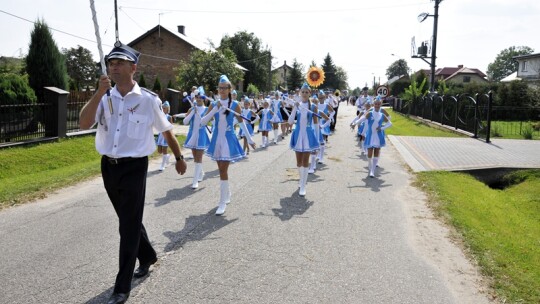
(0, 105, 490, 303)
(389, 135, 540, 172)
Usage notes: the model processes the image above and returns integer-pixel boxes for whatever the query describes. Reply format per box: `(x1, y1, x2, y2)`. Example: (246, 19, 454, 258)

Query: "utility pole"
(430, 0, 441, 93)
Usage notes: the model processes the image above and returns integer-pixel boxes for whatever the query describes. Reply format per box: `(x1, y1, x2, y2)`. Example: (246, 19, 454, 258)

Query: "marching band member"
(199, 75, 256, 215)
(288, 83, 320, 196)
(182, 91, 210, 189)
(257, 99, 274, 148)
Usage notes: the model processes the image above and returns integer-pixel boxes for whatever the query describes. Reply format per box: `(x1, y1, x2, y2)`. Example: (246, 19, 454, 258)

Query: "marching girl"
(351, 102, 372, 155)
(257, 100, 274, 148)
(157, 101, 173, 171)
(279, 93, 291, 139)
(199, 75, 256, 215)
(239, 97, 259, 154)
(317, 92, 334, 163)
(270, 92, 284, 144)
(288, 83, 320, 196)
(182, 93, 210, 189)
(352, 97, 392, 177)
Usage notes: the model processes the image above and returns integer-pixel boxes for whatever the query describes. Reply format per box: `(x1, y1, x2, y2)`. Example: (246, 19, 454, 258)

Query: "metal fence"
(393, 92, 540, 141)
(0, 102, 50, 143)
(0, 88, 183, 148)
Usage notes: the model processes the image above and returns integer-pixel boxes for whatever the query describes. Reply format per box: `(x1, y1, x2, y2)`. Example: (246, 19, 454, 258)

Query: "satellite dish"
(418, 12, 429, 23)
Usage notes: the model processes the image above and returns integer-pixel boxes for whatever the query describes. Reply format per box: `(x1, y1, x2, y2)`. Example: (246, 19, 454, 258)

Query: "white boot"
(159, 154, 167, 171)
(368, 158, 375, 177)
(164, 154, 170, 166)
(216, 180, 229, 215)
(191, 164, 201, 189)
(273, 129, 278, 144)
(197, 163, 205, 182)
(298, 167, 303, 188)
(373, 157, 379, 169)
(308, 154, 316, 174)
(318, 146, 325, 164)
(299, 167, 307, 196)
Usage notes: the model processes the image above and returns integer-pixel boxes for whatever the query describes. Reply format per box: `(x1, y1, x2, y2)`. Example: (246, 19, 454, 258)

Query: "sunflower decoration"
(306, 66, 325, 88)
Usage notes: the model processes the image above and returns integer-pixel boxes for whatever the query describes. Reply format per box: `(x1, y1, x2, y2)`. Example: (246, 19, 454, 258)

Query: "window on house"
(522, 61, 528, 72)
(463, 76, 471, 83)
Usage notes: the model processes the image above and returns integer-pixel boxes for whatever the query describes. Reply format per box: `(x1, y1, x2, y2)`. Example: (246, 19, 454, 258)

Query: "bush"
(0, 73, 37, 105)
(522, 124, 533, 139)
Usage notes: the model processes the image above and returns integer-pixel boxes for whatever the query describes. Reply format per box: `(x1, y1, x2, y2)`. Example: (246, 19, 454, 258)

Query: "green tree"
(334, 66, 348, 91)
(288, 59, 304, 90)
(401, 76, 428, 115)
(487, 46, 534, 81)
(0, 56, 25, 75)
(176, 48, 243, 93)
(25, 19, 68, 100)
(166, 79, 173, 89)
(62, 46, 97, 90)
(152, 76, 162, 91)
(386, 59, 411, 79)
(0, 74, 37, 126)
(246, 83, 259, 96)
(321, 53, 337, 89)
(138, 74, 147, 88)
(219, 31, 272, 91)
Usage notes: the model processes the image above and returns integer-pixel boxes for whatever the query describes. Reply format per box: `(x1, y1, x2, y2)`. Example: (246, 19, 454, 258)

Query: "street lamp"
(416, 0, 443, 93)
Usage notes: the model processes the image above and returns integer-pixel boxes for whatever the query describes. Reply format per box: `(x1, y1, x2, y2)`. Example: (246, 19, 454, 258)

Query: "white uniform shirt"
(356, 95, 372, 111)
(94, 83, 172, 158)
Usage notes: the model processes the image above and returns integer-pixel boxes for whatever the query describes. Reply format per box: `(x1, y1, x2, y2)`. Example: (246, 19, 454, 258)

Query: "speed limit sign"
(376, 85, 390, 97)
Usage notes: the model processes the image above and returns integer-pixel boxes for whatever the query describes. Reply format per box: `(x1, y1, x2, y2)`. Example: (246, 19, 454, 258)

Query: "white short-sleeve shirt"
(94, 82, 172, 158)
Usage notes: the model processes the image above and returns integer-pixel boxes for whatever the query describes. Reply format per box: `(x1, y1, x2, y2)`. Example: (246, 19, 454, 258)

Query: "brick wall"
(131, 29, 195, 92)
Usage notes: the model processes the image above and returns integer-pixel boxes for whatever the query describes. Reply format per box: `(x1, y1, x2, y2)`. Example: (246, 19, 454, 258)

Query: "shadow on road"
(162, 212, 239, 252)
(152, 169, 220, 207)
(271, 194, 314, 221)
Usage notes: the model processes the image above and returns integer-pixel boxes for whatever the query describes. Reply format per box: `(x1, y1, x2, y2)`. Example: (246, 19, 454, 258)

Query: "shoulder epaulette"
(141, 87, 158, 96)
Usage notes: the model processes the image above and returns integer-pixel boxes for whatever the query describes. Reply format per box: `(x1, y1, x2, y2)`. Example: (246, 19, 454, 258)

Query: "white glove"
(183, 109, 195, 125)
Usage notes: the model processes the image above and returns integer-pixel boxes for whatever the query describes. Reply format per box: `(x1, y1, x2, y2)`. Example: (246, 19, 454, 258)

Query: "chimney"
(177, 25, 185, 35)
(458, 64, 463, 68)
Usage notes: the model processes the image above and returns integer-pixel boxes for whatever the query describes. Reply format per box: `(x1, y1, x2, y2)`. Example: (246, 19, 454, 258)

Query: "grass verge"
(415, 170, 540, 303)
(385, 109, 465, 137)
(0, 133, 185, 209)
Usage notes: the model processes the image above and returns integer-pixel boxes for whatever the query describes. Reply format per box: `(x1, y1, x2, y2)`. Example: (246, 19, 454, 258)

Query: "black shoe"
(107, 292, 129, 304)
(133, 257, 157, 278)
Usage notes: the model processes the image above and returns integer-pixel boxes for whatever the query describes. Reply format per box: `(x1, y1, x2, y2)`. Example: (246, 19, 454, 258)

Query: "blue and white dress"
(270, 100, 283, 123)
(205, 99, 246, 162)
(184, 106, 210, 150)
(364, 109, 389, 149)
(259, 109, 273, 131)
(156, 113, 171, 146)
(238, 108, 254, 137)
(318, 103, 331, 136)
(289, 102, 320, 152)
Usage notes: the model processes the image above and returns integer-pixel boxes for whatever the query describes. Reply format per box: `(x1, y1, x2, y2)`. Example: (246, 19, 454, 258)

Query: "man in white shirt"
(79, 44, 186, 304)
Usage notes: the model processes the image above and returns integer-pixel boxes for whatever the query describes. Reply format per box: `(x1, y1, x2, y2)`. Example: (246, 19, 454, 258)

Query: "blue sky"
(1, 0, 539, 89)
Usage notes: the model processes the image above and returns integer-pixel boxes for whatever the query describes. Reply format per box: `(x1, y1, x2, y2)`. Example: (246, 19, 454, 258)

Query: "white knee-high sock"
(319, 146, 325, 162)
(273, 129, 278, 142)
(373, 157, 379, 168)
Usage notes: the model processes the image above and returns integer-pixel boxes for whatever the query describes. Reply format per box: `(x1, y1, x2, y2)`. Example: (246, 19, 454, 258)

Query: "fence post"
(441, 96, 445, 126)
(486, 91, 492, 143)
(167, 88, 180, 115)
(473, 93, 479, 138)
(44, 87, 68, 138)
(454, 96, 459, 130)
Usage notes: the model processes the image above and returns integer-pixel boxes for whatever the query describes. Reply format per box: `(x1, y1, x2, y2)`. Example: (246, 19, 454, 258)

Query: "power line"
(120, 2, 427, 14)
(0, 9, 110, 46)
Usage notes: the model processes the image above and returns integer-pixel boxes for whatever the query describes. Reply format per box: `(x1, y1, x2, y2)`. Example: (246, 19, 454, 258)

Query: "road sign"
(376, 85, 390, 97)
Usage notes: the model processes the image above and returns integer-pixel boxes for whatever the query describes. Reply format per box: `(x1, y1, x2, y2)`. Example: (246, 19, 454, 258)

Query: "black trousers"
(330, 106, 339, 131)
(101, 156, 156, 293)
